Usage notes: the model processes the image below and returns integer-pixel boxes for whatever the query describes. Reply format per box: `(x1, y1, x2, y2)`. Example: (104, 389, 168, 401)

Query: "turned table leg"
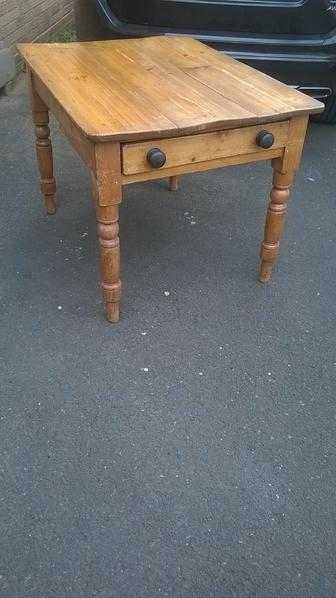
(96, 204, 121, 322)
(259, 163, 293, 282)
(169, 176, 179, 191)
(92, 143, 122, 322)
(29, 78, 56, 214)
(259, 115, 308, 283)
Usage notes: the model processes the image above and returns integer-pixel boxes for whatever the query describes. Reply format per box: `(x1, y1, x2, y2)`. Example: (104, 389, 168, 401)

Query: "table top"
(18, 36, 323, 142)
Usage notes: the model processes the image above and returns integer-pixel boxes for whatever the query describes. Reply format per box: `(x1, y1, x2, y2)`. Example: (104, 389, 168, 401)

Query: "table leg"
(30, 86, 57, 215)
(259, 163, 293, 282)
(259, 115, 308, 283)
(96, 204, 121, 322)
(169, 176, 179, 191)
(92, 143, 122, 322)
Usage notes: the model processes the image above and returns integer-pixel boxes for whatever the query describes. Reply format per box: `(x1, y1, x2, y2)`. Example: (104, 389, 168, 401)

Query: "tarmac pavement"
(0, 76, 335, 597)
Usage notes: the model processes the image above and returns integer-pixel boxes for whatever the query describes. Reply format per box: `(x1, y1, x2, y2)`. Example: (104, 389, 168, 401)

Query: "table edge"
(17, 44, 324, 144)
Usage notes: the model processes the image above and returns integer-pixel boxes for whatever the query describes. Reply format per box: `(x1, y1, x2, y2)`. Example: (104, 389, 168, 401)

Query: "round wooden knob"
(147, 148, 166, 169)
(256, 130, 275, 149)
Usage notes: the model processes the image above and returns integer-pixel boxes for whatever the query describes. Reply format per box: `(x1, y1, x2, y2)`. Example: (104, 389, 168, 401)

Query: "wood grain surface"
(18, 36, 323, 142)
(122, 121, 290, 175)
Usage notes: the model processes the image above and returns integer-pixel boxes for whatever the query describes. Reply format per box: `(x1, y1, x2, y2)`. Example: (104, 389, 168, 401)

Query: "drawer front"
(122, 121, 289, 176)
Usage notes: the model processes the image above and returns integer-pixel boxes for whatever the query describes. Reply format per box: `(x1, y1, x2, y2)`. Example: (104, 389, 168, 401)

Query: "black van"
(75, 0, 336, 123)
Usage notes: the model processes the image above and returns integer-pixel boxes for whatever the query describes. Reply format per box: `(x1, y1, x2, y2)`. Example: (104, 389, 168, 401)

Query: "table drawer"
(121, 121, 289, 176)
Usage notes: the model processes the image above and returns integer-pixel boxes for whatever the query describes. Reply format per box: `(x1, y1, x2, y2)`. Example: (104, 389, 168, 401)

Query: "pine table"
(18, 37, 323, 322)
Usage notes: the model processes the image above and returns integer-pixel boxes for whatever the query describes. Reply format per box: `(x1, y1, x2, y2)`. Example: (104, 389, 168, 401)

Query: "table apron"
(121, 147, 284, 185)
(121, 120, 290, 180)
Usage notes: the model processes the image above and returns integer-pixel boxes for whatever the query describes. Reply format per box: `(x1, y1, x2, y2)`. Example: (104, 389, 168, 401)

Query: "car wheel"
(74, 0, 110, 41)
(312, 93, 336, 124)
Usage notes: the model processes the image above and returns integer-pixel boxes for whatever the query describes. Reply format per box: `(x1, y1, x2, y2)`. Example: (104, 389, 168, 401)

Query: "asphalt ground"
(0, 76, 335, 597)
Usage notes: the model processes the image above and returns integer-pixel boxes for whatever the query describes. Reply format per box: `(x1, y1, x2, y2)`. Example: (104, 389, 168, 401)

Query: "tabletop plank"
(18, 37, 323, 142)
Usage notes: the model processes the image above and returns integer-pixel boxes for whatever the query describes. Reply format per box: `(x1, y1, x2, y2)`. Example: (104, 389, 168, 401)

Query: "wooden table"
(18, 37, 323, 322)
